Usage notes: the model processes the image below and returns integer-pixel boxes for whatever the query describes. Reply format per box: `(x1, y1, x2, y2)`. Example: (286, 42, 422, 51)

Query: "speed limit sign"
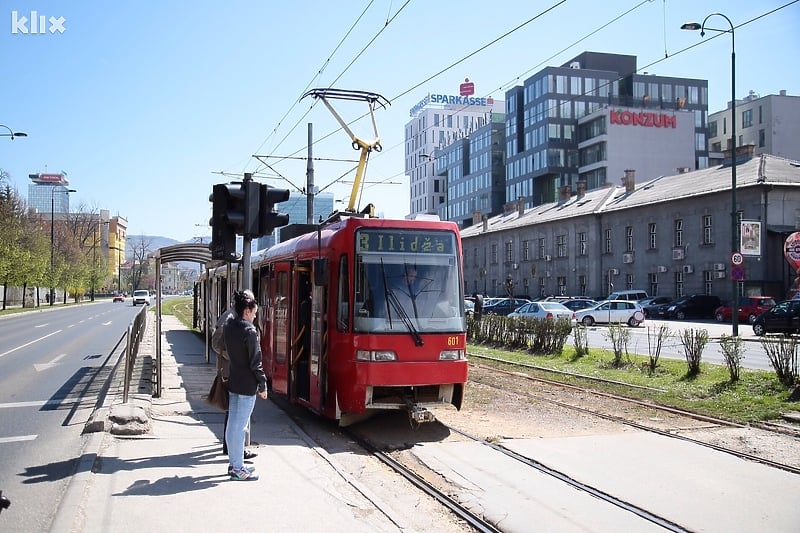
(731, 252, 744, 266)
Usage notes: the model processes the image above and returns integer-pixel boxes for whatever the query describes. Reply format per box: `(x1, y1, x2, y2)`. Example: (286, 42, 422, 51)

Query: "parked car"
(575, 300, 645, 327)
(112, 294, 125, 303)
(464, 299, 475, 317)
(605, 290, 649, 302)
(714, 296, 776, 324)
(483, 297, 531, 316)
(508, 301, 576, 325)
(132, 290, 151, 306)
(559, 298, 598, 312)
(752, 300, 800, 336)
(639, 296, 674, 318)
(664, 294, 721, 320)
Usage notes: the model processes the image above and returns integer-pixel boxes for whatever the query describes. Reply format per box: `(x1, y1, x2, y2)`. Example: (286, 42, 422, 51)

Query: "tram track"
(467, 353, 800, 475)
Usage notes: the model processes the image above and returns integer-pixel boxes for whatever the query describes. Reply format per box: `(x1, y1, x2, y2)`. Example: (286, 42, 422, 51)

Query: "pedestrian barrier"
(123, 306, 148, 403)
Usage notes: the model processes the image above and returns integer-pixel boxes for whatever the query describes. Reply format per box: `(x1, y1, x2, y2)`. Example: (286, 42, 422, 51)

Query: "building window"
(505, 241, 514, 263)
(758, 105, 763, 124)
(742, 109, 753, 128)
(675, 271, 684, 298)
(648, 273, 658, 296)
(674, 219, 683, 247)
(604, 228, 612, 254)
(578, 274, 587, 296)
(491, 243, 498, 264)
(578, 231, 587, 256)
(539, 277, 546, 297)
(759, 129, 766, 148)
(648, 223, 657, 249)
(709, 120, 717, 138)
(704, 270, 713, 295)
(522, 240, 530, 261)
(711, 141, 722, 152)
(473, 247, 478, 268)
(626, 274, 634, 290)
(625, 226, 633, 252)
(538, 238, 546, 260)
(557, 276, 567, 295)
(557, 234, 567, 258)
(703, 215, 713, 245)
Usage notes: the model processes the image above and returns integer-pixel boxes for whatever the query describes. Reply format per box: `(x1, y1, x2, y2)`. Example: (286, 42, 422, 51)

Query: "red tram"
(249, 216, 468, 425)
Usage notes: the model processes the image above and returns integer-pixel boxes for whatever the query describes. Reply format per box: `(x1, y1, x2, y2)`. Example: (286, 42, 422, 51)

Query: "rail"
(122, 306, 149, 403)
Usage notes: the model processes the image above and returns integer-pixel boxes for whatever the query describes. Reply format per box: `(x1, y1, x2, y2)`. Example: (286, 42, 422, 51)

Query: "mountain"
(126, 235, 209, 274)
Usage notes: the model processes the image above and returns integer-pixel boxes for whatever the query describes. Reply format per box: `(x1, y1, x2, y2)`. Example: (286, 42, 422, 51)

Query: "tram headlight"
(356, 349, 397, 361)
(439, 349, 465, 361)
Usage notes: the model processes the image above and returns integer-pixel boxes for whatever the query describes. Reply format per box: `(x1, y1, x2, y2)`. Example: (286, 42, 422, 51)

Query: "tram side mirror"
(313, 258, 328, 286)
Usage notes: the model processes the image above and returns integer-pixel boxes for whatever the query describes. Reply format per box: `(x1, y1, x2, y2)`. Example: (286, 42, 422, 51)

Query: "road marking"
(34, 353, 68, 372)
(0, 330, 61, 359)
(0, 435, 37, 444)
(0, 399, 82, 409)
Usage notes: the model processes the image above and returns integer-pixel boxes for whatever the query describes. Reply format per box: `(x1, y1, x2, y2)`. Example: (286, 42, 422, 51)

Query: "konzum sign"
(610, 110, 677, 128)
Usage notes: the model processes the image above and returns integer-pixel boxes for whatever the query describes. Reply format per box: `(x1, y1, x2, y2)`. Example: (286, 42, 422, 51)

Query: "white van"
(606, 290, 648, 302)
(132, 290, 151, 306)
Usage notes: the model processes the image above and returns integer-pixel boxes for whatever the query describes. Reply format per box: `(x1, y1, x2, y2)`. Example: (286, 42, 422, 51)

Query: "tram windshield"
(353, 228, 465, 334)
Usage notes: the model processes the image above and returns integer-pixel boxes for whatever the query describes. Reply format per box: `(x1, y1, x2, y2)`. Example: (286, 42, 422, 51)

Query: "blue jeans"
(225, 392, 256, 470)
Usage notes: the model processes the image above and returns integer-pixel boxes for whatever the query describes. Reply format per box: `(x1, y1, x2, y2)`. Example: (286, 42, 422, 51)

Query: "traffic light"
(259, 184, 290, 235)
(209, 184, 237, 262)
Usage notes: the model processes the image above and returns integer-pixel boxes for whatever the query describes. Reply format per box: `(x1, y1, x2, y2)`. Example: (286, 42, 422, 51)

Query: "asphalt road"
(583, 317, 776, 371)
(0, 299, 143, 532)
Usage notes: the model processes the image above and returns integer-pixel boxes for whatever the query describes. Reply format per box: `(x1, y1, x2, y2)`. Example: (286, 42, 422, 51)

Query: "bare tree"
(129, 236, 155, 291)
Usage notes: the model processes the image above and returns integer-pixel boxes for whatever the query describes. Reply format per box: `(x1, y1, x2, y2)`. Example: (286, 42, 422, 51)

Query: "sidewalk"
(51, 314, 408, 533)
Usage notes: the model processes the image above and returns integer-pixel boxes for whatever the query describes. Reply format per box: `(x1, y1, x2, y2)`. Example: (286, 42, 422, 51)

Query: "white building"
(577, 106, 697, 187)
(708, 90, 800, 162)
(404, 79, 504, 218)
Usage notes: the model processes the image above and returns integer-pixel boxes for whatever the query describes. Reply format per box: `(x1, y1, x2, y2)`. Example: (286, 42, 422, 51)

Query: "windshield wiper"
(386, 288, 424, 346)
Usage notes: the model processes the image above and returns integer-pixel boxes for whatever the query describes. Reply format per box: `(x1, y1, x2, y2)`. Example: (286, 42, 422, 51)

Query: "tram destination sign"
(357, 229, 454, 254)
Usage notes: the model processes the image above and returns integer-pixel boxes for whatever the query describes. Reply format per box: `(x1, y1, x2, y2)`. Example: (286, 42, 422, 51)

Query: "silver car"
(575, 300, 645, 327)
(508, 301, 577, 326)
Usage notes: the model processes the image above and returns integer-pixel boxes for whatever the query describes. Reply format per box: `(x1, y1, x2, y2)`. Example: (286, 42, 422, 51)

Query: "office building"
(27, 172, 73, 214)
(405, 79, 505, 219)
(504, 51, 708, 207)
(256, 191, 334, 250)
(708, 90, 800, 163)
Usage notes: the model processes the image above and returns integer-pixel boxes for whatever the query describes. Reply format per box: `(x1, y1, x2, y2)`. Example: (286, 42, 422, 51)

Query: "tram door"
(292, 264, 312, 402)
(270, 262, 292, 395)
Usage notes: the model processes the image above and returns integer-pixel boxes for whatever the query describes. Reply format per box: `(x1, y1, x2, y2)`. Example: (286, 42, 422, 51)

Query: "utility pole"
(307, 123, 314, 224)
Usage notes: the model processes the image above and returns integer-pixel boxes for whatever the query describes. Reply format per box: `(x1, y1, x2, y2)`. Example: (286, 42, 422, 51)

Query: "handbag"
(206, 373, 229, 411)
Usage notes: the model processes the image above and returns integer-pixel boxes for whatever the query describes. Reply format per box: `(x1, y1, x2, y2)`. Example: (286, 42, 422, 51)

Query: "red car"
(112, 294, 125, 303)
(714, 296, 776, 324)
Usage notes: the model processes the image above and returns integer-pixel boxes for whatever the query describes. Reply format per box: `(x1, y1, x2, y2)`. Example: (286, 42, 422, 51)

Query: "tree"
(129, 236, 155, 291)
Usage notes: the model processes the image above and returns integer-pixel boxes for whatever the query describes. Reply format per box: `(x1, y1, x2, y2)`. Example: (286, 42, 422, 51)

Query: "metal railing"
(122, 306, 148, 403)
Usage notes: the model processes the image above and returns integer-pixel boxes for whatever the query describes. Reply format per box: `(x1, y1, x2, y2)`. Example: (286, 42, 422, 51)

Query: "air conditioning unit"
(713, 263, 726, 271)
(715, 271, 727, 279)
(657, 265, 668, 273)
(622, 253, 634, 264)
(610, 268, 619, 275)
(682, 265, 694, 274)
(672, 248, 685, 260)
(545, 270, 552, 278)
(544, 255, 552, 262)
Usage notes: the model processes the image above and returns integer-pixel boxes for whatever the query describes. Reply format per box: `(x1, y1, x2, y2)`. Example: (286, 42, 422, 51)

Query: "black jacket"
(223, 316, 268, 396)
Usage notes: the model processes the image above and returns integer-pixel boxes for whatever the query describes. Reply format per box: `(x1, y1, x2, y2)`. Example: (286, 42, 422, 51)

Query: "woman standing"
(224, 290, 268, 481)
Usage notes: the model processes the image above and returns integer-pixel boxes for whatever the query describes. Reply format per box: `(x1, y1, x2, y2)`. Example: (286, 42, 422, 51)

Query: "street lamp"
(0, 124, 27, 140)
(682, 13, 738, 336)
(50, 186, 76, 306)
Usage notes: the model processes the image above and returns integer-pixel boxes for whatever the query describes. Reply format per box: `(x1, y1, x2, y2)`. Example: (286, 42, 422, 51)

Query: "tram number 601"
(446, 336, 460, 347)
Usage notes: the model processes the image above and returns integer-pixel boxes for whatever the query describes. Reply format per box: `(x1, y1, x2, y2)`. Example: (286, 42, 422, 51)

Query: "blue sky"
(1, 0, 798, 243)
